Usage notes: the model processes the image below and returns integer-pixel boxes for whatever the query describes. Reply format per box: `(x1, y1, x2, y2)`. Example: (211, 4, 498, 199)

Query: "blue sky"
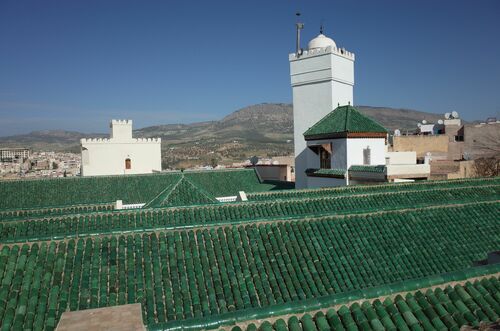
(0, 0, 499, 136)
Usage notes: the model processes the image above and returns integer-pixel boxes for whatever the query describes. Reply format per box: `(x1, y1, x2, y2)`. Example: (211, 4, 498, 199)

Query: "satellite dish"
(417, 123, 422, 128)
(451, 111, 459, 118)
(438, 119, 444, 125)
(422, 120, 427, 124)
(394, 129, 401, 136)
(444, 112, 451, 119)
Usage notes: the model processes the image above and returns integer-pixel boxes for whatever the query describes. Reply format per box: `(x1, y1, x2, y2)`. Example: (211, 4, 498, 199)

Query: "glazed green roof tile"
(349, 165, 386, 173)
(0, 168, 288, 210)
(143, 176, 216, 208)
(234, 272, 500, 331)
(303, 105, 388, 139)
(0, 175, 499, 330)
(305, 168, 346, 177)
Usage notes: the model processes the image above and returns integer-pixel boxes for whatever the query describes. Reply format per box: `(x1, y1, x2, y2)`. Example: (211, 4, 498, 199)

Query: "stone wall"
(392, 135, 449, 157)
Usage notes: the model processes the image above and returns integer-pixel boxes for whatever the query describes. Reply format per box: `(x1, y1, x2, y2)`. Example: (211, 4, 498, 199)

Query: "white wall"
(386, 152, 417, 165)
(81, 119, 161, 176)
(346, 138, 386, 168)
(306, 137, 386, 169)
(386, 164, 430, 177)
(306, 139, 348, 170)
(110, 120, 133, 139)
(81, 140, 161, 176)
(290, 45, 354, 188)
(254, 165, 291, 182)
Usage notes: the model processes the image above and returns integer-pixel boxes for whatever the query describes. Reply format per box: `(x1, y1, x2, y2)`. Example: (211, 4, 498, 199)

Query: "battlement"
(111, 119, 132, 125)
(110, 119, 133, 139)
(289, 46, 355, 61)
(80, 137, 161, 144)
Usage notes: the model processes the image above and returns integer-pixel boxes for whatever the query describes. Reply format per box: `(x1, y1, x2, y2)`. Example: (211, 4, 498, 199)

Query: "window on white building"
(125, 158, 131, 170)
(363, 146, 371, 165)
(320, 143, 332, 169)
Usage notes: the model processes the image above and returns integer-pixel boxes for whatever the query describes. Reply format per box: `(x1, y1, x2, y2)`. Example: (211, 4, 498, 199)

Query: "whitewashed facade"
(80, 120, 161, 176)
(289, 33, 355, 188)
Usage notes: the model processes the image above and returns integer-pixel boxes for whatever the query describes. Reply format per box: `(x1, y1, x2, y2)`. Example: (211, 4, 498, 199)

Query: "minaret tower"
(289, 24, 355, 188)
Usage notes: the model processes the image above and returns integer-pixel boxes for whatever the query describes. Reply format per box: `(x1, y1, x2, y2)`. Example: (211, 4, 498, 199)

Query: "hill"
(0, 103, 449, 168)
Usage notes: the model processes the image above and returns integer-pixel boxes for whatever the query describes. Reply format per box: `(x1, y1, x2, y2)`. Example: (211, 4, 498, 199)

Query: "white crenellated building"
(80, 120, 161, 176)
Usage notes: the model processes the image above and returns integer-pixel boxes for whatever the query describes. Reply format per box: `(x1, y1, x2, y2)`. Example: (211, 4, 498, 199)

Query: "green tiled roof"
(0, 168, 288, 210)
(349, 165, 386, 173)
(143, 176, 216, 208)
(304, 105, 387, 139)
(305, 168, 346, 178)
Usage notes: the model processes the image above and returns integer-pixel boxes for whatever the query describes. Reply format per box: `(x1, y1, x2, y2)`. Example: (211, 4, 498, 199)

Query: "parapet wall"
(289, 45, 355, 61)
(80, 137, 161, 144)
(393, 135, 449, 157)
(110, 119, 132, 125)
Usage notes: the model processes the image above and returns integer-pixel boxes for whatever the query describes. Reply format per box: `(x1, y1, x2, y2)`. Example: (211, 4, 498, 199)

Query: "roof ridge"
(181, 176, 217, 202)
(143, 176, 182, 208)
(303, 111, 335, 135)
(161, 175, 186, 203)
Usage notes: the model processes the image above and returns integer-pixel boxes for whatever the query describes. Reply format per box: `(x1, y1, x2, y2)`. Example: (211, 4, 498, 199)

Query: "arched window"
(125, 158, 131, 169)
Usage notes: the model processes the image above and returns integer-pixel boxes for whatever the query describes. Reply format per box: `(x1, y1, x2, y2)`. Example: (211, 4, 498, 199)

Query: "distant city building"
(0, 148, 30, 162)
(393, 112, 499, 163)
(247, 156, 295, 182)
(289, 29, 428, 188)
(80, 120, 161, 176)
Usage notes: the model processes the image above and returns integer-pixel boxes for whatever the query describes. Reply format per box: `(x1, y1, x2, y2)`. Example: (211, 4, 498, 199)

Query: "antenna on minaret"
(320, 19, 324, 34)
(295, 12, 304, 57)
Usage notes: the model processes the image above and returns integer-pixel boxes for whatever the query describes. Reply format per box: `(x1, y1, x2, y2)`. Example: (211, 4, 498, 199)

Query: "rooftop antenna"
(320, 19, 324, 35)
(295, 12, 304, 56)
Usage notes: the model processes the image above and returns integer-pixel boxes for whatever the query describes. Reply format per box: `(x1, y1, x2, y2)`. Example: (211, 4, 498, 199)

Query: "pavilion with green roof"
(303, 104, 387, 140)
(303, 105, 429, 186)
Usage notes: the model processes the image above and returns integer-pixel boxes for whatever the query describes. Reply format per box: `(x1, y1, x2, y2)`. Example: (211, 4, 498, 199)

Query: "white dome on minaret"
(308, 33, 336, 50)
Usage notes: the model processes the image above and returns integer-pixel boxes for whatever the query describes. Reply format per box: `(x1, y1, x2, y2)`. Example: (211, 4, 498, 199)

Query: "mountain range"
(0, 104, 449, 168)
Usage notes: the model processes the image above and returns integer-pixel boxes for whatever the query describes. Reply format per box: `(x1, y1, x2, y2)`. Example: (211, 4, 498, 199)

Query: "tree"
(52, 162, 58, 170)
(210, 158, 218, 168)
(473, 157, 500, 177)
(249, 156, 259, 166)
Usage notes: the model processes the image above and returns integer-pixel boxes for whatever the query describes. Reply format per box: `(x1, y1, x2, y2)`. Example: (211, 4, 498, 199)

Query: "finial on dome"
(320, 23, 324, 35)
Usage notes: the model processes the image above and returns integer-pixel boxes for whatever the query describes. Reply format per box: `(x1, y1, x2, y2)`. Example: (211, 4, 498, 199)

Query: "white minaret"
(289, 26, 355, 188)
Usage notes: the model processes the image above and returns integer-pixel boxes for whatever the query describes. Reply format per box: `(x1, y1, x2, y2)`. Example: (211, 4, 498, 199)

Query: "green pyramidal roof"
(143, 176, 216, 208)
(304, 105, 387, 140)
